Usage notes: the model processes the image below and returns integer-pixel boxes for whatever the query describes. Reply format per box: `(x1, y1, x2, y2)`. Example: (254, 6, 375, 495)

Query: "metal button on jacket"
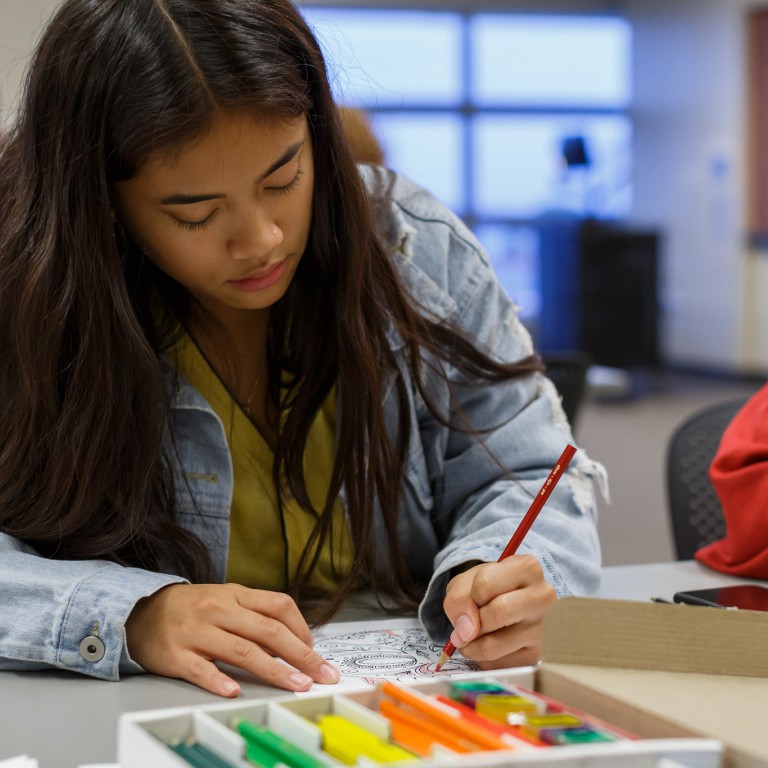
(79, 635, 105, 662)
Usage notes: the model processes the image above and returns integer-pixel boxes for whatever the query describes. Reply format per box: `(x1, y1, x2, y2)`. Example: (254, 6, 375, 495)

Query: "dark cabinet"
(538, 216, 660, 368)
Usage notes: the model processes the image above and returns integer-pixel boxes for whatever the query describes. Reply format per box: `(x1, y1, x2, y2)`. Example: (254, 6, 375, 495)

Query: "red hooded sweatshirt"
(696, 383, 768, 576)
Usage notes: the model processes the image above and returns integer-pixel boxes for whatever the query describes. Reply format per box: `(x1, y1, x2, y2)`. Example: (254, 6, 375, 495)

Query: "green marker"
(448, 681, 507, 703)
(243, 738, 281, 768)
(234, 719, 329, 768)
(169, 740, 237, 768)
(449, 681, 507, 693)
(539, 726, 617, 745)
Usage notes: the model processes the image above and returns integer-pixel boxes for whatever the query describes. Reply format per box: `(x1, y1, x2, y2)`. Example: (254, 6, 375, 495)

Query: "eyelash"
(174, 211, 218, 232)
(173, 168, 304, 231)
(272, 167, 304, 195)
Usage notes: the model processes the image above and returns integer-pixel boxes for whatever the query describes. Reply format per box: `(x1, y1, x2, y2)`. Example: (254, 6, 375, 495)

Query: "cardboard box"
(541, 597, 768, 768)
(118, 595, 758, 768)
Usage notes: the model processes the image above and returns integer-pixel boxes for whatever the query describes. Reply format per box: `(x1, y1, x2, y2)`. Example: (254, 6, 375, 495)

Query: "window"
(301, 9, 463, 106)
(471, 15, 630, 107)
(473, 114, 632, 219)
(300, 6, 632, 328)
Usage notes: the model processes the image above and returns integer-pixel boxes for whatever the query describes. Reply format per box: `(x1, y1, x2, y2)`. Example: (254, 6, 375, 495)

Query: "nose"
(227, 212, 283, 262)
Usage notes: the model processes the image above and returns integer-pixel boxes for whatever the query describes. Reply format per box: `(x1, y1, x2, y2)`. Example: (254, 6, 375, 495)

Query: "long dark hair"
(0, 0, 543, 623)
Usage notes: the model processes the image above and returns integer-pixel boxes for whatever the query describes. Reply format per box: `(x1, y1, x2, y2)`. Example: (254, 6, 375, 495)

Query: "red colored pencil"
(435, 444, 577, 670)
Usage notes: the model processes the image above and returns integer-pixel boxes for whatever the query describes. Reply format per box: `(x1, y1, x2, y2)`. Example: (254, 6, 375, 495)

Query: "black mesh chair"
(666, 398, 748, 560)
(542, 352, 592, 430)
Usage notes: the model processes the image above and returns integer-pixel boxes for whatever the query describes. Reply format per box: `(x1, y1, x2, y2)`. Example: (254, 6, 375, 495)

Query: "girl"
(0, 0, 604, 698)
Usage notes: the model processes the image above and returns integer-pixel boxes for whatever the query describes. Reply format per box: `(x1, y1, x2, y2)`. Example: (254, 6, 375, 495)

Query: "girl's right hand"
(124, 583, 340, 697)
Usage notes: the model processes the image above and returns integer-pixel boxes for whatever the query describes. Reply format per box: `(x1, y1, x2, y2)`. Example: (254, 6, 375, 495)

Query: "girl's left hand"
(441, 554, 557, 668)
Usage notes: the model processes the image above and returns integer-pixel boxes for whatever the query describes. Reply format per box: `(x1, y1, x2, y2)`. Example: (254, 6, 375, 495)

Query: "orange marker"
(379, 681, 515, 751)
(379, 699, 478, 755)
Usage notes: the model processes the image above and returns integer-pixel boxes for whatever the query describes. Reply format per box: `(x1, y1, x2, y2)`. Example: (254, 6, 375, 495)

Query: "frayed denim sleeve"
(414, 266, 606, 642)
(363, 167, 608, 645)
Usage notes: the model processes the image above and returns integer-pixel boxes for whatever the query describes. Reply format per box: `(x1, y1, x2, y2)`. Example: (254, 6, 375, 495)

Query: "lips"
(229, 259, 287, 292)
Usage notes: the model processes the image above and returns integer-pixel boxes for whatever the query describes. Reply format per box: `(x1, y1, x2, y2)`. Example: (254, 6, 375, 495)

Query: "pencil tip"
(435, 652, 449, 671)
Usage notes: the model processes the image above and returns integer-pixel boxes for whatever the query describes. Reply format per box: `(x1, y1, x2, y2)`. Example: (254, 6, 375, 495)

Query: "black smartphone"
(673, 584, 768, 611)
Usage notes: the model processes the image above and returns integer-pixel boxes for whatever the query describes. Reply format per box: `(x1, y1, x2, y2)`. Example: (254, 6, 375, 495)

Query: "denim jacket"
(0, 165, 605, 681)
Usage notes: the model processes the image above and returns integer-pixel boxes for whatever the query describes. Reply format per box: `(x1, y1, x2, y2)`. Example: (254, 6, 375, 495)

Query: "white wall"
(627, 0, 750, 372)
(742, 248, 768, 369)
(0, 0, 59, 120)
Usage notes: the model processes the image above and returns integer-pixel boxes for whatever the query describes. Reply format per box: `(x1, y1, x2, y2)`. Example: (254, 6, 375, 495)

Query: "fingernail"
(319, 663, 339, 682)
(453, 614, 475, 645)
(220, 680, 239, 696)
(290, 672, 313, 689)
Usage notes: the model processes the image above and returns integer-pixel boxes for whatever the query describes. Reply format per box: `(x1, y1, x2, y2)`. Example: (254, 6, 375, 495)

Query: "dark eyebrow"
(159, 191, 223, 205)
(158, 139, 305, 206)
(258, 139, 304, 182)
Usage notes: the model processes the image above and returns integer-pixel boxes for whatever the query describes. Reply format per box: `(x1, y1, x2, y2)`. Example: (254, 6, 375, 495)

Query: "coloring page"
(310, 617, 479, 688)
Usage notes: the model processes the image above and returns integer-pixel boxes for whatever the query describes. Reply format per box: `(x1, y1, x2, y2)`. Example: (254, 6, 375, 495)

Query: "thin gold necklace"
(241, 376, 259, 417)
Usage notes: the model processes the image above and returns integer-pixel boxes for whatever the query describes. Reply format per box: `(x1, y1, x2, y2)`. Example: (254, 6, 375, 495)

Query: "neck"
(189, 302, 270, 351)
(188, 306, 271, 416)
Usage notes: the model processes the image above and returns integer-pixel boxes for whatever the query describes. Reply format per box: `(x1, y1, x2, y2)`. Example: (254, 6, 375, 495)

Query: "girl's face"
(115, 111, 314, 333)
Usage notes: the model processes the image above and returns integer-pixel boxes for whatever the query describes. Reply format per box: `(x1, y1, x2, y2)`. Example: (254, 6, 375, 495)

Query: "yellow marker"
(475, 694, 540, 723)
(317, 714, 415, 764)
(522, 713, 582, 738)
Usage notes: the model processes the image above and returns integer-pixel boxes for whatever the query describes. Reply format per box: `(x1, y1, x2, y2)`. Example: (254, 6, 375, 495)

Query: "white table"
(595, 559, 766, 601)
(0, 561, 762, 768)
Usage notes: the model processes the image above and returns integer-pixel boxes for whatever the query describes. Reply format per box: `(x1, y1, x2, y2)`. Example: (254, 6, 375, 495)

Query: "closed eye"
(268, 167, 304, 194)
(173, 209, 219, 231)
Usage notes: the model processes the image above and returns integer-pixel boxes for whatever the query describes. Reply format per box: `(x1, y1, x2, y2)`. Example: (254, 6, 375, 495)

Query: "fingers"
(442, 554, 556, 666)
(462, 618, 544, 668)
(234, 588, 315, 647)
(175, 650, 243, 698)
(185, 626, 328, 696)
(125, 583, 340, 697)
(452, 619, 547, 670)
(465, 554, 552, 611)
(213, 611, 339, 689)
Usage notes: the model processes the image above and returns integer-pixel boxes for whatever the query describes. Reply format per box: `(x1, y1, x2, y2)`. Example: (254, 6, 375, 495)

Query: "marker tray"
(118, 667, 722, 768)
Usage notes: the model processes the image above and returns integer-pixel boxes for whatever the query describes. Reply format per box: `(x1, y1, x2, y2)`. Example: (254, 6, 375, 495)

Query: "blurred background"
(2, 0, 767, 567)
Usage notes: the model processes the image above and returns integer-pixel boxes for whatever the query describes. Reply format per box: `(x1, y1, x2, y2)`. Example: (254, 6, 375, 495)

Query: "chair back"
(666, 398, 748, 560)
(542, 353, 591, 430)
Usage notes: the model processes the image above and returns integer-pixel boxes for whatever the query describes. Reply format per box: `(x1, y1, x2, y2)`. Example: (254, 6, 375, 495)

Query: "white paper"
(308, 617, 479, 692)
(0, 758, 38, 768)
